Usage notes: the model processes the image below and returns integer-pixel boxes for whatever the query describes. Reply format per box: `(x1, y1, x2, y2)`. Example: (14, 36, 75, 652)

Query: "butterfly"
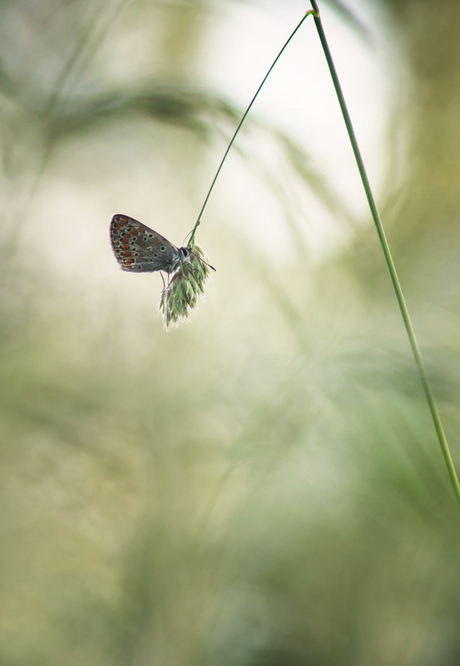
(110, 214, 191, 274)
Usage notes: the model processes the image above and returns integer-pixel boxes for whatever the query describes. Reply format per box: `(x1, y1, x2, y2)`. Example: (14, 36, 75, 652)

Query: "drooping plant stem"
(309, 0, 460, 508)
(188, 9, 316, 247)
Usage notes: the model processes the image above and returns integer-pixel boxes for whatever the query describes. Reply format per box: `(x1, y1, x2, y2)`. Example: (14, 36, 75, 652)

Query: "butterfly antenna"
(182, 229, 193, 246)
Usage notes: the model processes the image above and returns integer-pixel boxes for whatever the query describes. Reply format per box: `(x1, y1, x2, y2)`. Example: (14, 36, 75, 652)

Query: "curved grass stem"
(309, 0, 460, 508)
(188, 10, 317, 247)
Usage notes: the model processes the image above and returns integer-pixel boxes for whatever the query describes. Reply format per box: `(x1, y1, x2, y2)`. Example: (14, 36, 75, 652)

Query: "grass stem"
(309, 0, 460, 508)
(188, 10, 316, 246)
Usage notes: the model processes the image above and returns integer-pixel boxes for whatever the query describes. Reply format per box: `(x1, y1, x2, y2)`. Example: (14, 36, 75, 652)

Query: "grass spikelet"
(159, 244, 214, 330)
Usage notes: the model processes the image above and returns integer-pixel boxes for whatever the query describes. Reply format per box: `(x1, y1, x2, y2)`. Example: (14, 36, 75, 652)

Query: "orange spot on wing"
(122, 251, 131, 258)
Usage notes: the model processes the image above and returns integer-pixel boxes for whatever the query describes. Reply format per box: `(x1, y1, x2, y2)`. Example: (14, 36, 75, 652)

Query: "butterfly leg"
(160, 272, 166, 290)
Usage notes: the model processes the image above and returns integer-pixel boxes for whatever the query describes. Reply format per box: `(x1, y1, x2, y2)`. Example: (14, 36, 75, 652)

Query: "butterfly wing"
(110, 214, 181, 273)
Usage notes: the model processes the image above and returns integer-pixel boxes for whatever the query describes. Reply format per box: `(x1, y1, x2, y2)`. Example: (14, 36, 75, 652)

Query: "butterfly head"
(179, 247, 191, 260)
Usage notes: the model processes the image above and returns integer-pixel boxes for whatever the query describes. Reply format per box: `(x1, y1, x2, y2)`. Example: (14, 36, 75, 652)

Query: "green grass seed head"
(159, 244, 213, 330)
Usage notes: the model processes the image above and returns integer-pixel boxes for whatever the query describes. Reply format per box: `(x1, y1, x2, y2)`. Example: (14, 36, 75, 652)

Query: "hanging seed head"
(159, 244, 214, 330)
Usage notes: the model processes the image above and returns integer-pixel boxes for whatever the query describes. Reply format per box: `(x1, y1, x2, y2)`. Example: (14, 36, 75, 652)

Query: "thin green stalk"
(188, 10, 316, 247)
(309, 0, 460, 508)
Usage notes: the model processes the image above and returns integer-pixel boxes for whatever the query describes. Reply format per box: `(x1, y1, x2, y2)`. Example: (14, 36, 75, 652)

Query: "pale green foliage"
(0, 1, 460, 666)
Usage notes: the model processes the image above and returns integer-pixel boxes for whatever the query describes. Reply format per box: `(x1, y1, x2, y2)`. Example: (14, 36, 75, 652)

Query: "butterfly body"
(110, 214, 190, 273)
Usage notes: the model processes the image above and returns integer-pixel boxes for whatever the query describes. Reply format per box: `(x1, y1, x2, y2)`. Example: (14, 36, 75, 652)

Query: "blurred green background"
(2, 0, 460, 664)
